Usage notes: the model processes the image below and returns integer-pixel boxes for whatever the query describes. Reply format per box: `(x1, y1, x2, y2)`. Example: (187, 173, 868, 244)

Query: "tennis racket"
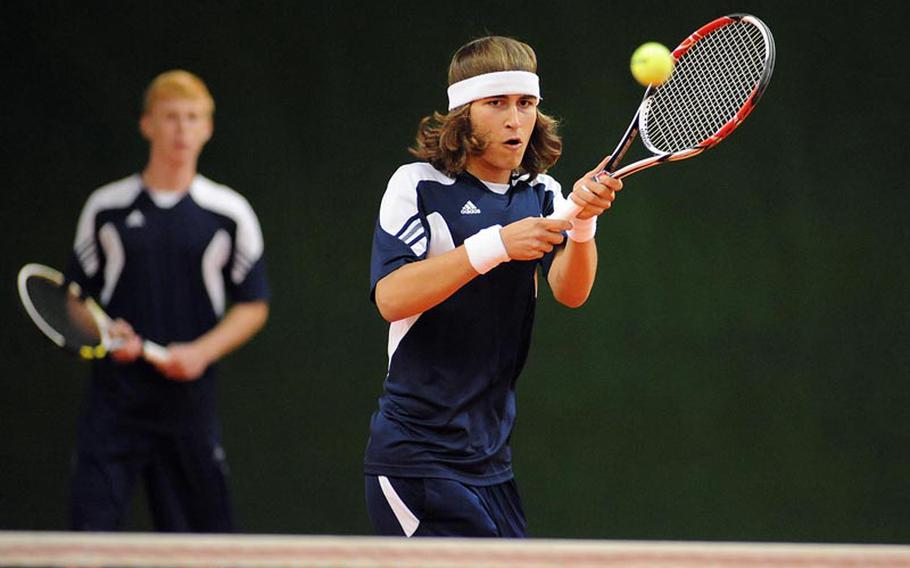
(551, 13, 776, 220)
(17, 263, 170, 364)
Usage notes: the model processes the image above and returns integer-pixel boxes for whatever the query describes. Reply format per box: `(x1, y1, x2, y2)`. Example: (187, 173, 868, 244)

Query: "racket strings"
(672, 23, 764, 147)
(26, 277, 103, 349)
(642, 20, 768, 154)
(711, 26, 765, 119)
(654, 25, 762, 151)
(656, 25, 762, 150)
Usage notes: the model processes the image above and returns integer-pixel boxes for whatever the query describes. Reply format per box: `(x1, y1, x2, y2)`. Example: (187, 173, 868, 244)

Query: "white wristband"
(567, 215, 597, 243)
(464, 225, 510, 274)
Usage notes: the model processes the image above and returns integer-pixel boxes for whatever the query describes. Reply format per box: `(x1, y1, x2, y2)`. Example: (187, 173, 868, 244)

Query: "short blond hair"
(143, 70, 214, 115)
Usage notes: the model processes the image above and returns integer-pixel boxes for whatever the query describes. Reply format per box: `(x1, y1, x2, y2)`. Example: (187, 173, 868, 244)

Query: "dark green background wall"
(1, 0, 908, 543)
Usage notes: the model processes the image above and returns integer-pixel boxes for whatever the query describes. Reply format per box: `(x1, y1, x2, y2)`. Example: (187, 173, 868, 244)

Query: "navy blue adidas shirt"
(66, 174, 268, 429)
(366, 162, 569, 485)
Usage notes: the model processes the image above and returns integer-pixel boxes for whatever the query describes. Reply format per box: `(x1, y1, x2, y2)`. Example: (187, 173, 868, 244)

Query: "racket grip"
(593, 170, 614, 183)
(549, 199, 583, 221)
(549, 167, 616, 221)
(142, 340, 171, 365)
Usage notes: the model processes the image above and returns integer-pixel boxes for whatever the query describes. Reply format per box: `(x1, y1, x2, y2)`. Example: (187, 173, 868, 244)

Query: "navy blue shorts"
(365, 475, 527, 537)
(70, 428, 233, 532)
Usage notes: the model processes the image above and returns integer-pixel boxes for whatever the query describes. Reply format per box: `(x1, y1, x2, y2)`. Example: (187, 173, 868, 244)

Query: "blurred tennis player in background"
(65, 70, 269, 532)
(365, 36, 622, 537)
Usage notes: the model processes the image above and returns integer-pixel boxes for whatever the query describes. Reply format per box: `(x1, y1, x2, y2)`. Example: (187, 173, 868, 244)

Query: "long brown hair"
(409, 36, 562, 180)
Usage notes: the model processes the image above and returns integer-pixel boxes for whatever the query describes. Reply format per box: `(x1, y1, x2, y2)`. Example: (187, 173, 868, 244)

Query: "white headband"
(446, 71, 541, 111)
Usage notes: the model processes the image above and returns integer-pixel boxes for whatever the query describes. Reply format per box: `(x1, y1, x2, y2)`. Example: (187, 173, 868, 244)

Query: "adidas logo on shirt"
(125, 209, 145, 228)
(461, 200, 481, 215)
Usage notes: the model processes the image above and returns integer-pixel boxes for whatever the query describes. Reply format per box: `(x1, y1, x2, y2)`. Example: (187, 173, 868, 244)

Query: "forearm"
(548, 239, 597, 308)
(544, 155, 622, 307)
(194, 301, 269, 363)
(375, 247, 478, 321)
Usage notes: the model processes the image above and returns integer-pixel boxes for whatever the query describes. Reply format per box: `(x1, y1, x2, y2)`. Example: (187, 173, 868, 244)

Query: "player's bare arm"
(154, 300, 269, 381)
(376, 217, 570, 322)
(375, 247, 476, 323)
(548, 163, 622, 307)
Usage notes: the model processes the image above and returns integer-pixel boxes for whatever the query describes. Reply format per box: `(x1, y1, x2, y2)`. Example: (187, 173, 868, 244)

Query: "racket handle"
(142, 340, 171, 365)
(549, 198, 583, 221)
(549, 165, 618, 221)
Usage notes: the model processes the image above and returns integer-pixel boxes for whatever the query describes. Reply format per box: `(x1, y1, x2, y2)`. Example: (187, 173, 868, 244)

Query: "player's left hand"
(153, 342, 212, 382)
(570, 155, 623, 220)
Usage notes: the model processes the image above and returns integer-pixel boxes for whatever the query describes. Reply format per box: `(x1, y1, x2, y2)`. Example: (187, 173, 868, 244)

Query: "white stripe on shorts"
(378, 476, 420, 537)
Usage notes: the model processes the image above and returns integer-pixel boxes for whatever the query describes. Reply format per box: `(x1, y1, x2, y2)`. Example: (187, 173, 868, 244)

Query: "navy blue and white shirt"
(366, 162, 568, 485)
(66, 173, 268, 428)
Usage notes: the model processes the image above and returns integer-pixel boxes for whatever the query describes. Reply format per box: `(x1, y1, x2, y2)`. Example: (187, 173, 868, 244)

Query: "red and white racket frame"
(551, 14, 775, 221)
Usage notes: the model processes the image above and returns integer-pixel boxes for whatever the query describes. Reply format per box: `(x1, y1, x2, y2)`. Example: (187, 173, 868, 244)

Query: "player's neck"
(142, 158, 197, 192)
(465, 164, 511, 185)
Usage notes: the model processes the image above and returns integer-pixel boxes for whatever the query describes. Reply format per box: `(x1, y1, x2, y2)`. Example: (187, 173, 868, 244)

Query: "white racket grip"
(549, 198, 583, 221)
(548, 170, 613, 221)
(142, 340, 171, 365)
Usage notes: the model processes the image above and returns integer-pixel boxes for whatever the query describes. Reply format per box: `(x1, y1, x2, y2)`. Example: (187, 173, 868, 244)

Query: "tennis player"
(64, 70, 269, 532)
(365, 36, 622, 537)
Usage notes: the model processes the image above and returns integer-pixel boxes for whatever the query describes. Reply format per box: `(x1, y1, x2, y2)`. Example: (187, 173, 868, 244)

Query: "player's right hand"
(500, 217, 571, 260)
(109, 318, 143, 363)
(570, 155, 623, 220)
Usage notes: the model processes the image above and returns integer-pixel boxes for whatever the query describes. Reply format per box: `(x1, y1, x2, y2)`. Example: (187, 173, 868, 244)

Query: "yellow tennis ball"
(630, 42, 675, 86)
